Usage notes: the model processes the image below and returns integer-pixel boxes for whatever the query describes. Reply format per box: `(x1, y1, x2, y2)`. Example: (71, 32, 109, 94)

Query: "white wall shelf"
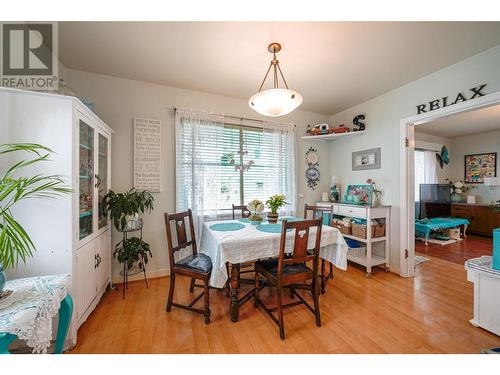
(301, 131, 365, 141)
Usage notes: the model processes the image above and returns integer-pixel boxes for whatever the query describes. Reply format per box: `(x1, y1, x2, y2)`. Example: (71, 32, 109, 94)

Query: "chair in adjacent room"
(304, 204, 334, 293)
(164, 209, 212, 324)
(254, 218, 323, 340)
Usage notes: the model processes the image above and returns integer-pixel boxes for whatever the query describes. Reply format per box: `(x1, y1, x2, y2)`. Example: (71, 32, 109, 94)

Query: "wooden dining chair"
(232, 204, 251, 219)
(254, 218, 323, 340)
(304, 204, 334, 294)
(164, 209, 212, 324)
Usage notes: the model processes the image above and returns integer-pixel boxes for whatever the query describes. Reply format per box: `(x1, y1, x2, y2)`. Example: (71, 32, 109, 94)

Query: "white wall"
(329, 44, 500, 274)
(64, 69, 331, 281)
(448, 129, 500, 204)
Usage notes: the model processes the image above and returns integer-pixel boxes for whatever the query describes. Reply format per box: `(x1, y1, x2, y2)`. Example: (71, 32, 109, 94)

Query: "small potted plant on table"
(266, 194, 288, 224)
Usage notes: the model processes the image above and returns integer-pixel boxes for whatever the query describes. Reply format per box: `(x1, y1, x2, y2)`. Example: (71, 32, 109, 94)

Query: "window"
(414, 149, 438, 201)
(176, 113, 296, 217)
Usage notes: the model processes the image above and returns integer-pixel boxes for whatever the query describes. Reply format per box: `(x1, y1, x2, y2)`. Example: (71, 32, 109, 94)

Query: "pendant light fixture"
(249, 42, 303, 117)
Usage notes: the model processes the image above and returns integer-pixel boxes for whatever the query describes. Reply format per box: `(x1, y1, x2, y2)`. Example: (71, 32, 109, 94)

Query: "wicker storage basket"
(331, 221, 352, 235)
(352, 223, 385, 239)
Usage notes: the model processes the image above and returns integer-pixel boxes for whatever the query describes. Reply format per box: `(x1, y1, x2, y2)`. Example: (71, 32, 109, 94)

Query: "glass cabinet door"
(97, 133, 109, 230)
(79, 119, 94, 240)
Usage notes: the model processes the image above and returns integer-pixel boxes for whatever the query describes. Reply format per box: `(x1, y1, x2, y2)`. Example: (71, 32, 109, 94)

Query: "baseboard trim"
(112, 267, 170, 284)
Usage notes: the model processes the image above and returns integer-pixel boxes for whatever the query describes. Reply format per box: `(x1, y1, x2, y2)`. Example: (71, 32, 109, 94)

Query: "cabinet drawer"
(315, 202, 339, 214)
(451, 205, 472, 217)
(338, 205, 367, 218)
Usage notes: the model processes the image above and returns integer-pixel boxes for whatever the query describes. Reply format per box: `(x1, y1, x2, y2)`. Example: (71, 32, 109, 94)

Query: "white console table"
(315, 202, 391, 276)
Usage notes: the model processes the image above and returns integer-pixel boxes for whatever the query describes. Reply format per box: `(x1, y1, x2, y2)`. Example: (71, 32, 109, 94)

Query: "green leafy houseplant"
(102, 188, 154, 231)
(114, 237, 152, 270)
(266, 194, 288, 214)
(0, 143, 71, 270)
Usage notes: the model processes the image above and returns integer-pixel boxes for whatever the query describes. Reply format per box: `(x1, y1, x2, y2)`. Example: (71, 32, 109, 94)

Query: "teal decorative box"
(342, 184, 374, 206)
(494, 228, 500, 271)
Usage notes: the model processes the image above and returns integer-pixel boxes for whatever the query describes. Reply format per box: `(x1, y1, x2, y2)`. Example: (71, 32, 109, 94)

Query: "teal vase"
(0, 264, 5, 293)
(451, 193, 461, 203)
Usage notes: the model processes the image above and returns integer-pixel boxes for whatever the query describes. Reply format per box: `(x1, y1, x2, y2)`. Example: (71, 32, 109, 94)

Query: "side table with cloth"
(0, 274, 73, 354)
(200, 218, 348, 322)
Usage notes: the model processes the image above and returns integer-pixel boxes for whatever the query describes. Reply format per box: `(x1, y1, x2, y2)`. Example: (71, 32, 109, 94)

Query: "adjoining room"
(1, 16, 500, 365)
(413, 104, 500, 265)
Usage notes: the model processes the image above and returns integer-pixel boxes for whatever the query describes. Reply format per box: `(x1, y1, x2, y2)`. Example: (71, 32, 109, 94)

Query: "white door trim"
(399, 90, 500, 277)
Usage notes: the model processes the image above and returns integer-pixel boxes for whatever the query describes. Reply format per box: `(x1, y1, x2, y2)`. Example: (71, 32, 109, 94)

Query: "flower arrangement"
(266, 194, 288, 214)
(445, 179, 469, 195)
(247, 199, 264, 222)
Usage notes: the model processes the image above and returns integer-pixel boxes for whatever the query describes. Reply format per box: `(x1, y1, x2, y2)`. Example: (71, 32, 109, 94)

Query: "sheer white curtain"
(423, 150, 438, 184)
(262, 121, 297, 215)
(175, 109, 225, 239)
(415, 149, 438, 201)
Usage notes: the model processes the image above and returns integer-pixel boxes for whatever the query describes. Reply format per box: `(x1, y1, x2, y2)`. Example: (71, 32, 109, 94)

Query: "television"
(419, 183, 451, 219)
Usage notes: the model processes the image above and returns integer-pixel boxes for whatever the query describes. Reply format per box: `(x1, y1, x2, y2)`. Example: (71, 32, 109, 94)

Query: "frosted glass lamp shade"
(484, 177, 500, 186)
(249, 88, 303, 117)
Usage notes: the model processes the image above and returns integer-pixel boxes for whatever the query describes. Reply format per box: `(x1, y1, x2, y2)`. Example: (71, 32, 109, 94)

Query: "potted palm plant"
(0, 143, 71, 292)
(102, 188, 154, 231)
(266, 194, 288, 224)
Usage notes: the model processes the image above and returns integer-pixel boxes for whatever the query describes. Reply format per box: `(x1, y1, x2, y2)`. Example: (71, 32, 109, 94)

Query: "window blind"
(176, 116, 296, 214)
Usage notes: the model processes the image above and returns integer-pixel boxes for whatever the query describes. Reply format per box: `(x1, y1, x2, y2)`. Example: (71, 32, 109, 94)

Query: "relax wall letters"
(416, 84, 487, 114)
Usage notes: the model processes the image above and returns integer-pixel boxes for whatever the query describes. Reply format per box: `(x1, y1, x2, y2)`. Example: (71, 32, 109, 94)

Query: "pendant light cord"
(256, 49, 289, 92)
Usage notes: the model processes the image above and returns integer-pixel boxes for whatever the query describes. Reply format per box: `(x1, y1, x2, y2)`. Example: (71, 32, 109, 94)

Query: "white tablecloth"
(0, 274, 71, 353)
(200, 219, 348, 288)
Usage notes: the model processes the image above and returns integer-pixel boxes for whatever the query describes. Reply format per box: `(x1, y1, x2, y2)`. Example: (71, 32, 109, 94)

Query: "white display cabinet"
(1, 87, 113, 343)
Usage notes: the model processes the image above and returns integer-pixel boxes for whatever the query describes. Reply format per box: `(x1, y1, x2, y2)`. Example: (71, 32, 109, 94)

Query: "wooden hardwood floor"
(69, 257, 500, 354)
(416, 234, 492, 265)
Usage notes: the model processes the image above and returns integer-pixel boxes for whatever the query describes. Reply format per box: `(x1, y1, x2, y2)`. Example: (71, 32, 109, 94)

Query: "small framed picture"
(464, 152, 497, 183)
(352, 147, 381, 171)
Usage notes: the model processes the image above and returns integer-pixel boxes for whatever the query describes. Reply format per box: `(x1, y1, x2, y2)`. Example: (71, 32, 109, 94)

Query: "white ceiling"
(59, 22, 500, 115)
(416, 104, 500, 138)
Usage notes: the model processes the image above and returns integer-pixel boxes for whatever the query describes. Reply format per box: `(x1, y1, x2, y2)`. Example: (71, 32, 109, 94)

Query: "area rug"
(416, 237, 462, 246)
(414, 255, 430, 266)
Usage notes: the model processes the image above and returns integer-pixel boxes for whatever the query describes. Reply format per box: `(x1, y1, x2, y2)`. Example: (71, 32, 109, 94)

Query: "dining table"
(200, 217, 349, 322)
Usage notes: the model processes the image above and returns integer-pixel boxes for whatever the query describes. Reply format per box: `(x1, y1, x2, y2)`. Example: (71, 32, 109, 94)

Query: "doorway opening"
(399, 91, 500, 277)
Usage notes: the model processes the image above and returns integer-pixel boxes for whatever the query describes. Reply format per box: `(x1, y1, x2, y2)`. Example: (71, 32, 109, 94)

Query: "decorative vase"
(330, 184, 340, 202)
(267, 212, 279, 224)
(249, 211, 263, 225)
(0, 264, 6, 293)
(373, 191, 382, 207)
(451, 193, 461, 203)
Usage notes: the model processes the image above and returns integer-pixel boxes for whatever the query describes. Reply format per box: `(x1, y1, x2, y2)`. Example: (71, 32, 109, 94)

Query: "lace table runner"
(0, 274, 71, 353)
